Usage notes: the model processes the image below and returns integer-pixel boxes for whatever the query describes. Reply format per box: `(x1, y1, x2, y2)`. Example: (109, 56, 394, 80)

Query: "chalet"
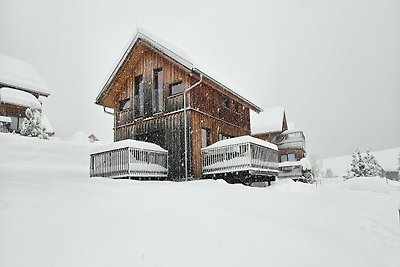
(0, 53, 53, 135)
(95, 29, 262, 180)
(251, 107, 312, 182)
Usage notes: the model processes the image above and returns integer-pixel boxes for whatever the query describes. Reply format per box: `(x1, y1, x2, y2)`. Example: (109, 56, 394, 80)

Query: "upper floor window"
(170, 81, 183, 96)
(221, 94, 229, 108)
(153, 68, 164, 113)
(119, 98, 131, 111)
(134, 75, 144, 117)
(234, 102, 241, 113)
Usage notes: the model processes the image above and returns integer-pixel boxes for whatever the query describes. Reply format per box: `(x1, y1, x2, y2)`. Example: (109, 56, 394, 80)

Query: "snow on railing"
(201, 136, 279, 176)
(90, 140, 168, 178)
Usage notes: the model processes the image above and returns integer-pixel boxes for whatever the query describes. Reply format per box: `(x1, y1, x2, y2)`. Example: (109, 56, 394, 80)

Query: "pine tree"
(347, 149, 385, 178)
(20, 107, 49, 139)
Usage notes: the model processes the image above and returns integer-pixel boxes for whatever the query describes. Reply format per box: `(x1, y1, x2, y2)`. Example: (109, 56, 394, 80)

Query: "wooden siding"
(102, 40, 254, 180)
(0, 103, 27, 118)
(191, 111, 250, 178)
(115, 112, 190, 180)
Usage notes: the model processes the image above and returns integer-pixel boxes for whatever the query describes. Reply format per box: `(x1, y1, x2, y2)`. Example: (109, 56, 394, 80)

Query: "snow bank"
(0, 87, 42, 109)
(1, 133, 400, 267)
(343, 177, 400, 193)
(0, 53, 49, 95)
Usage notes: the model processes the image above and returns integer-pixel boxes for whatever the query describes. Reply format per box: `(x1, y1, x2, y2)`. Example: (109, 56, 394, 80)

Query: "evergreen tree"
(346, 149, 385, 178)
(20, 107, 49, 139)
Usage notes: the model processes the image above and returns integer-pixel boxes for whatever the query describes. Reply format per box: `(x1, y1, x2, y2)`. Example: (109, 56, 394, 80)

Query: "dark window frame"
(169, 81, 184, 96)
(134, 75, 144, 117)
(221, 94, 229, 108)
(201, 128, 212, 148)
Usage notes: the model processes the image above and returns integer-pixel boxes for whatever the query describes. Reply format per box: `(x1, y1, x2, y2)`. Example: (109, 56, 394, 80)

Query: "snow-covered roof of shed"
(91, 139, 167, 154)
(0, 53, 49, 96)
(203, 135, 278, 151)
(0, 115, 11, 123)
(251, 106, 285, 134)
(96, 28, 262, 112)
(0, 87, 42, 109)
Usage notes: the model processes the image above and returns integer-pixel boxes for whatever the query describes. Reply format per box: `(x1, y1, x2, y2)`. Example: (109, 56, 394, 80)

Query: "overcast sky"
(0, 0, 399, 158)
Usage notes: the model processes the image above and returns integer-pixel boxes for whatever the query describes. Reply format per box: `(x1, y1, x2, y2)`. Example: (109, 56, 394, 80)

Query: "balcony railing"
(116, 110, 134, 127)
(201, 136, 279, 176)
(277, 130, 306, 149)
(90, 140, 168, 179)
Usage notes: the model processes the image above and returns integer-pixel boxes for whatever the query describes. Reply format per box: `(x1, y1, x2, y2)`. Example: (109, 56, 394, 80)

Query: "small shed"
(90, 139, 168, 179)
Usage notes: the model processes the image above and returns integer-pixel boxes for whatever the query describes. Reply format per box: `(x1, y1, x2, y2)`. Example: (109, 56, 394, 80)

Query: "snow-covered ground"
(1, 133, 400, 267)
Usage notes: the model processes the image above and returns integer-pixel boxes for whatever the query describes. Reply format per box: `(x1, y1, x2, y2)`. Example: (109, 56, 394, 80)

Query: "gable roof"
(251, 106, 286, 134)
(0, 53, 50, 97)
(96, 28, 262, 113)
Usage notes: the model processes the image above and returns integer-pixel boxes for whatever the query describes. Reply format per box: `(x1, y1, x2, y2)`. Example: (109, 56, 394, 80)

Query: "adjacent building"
(0, 53, 53, 135)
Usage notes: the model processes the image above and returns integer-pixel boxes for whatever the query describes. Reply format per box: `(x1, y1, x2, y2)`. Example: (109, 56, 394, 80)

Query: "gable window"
(221, 94, 229, 108)
(170, 81, 183, 96)
(119, 98, 131, 111)
(134, 75, 144, 117)
(201, 128, 211, 148)
(153, 68, 164, 113)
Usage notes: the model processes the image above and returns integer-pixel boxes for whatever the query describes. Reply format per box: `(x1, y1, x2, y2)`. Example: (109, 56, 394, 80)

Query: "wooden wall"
(106, 40, 255, 180)
(190, 110, 250, 178)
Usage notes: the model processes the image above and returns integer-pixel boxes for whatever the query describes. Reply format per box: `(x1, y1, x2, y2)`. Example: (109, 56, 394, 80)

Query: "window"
(9, 116, 19, 131)
(221, 94, 229, 108)
(134, 75, 144, 117)
(280, 153, 297, 162)
(153, 69, 164, 113)
(234, 102, 241, 113)
(201, 128, 211, 148)
(219, 133, 232, 141)
(170, 81, 183, 96)
(119, 98, 131, 111)
(288, 153, 296, 161)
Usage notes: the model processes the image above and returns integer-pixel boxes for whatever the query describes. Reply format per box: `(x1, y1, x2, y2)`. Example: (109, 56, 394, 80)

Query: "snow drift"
(0, 133, 400, 267)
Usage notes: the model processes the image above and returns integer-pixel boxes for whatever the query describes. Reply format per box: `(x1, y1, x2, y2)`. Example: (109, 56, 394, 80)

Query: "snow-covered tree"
(20, 107, 49, 139)
(324, 168, 335, 178)
(346, 149, 384, 179)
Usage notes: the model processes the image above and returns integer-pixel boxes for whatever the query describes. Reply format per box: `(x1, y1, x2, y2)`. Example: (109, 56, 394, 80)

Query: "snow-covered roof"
(251, 106, 285, 134)
(91, 139, 167, 154)
(0, 115, 11, 123)
(96, 28, 262, 112)
(203, 135, 278, 151)
(0, 53, 49, 96)
(0, 87, 42, 109)
(281, 129, 303, 135)
(41, 114, 54, 134)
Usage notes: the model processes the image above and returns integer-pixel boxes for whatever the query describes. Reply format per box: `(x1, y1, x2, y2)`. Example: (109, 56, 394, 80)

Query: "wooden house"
(0, 53, 52, 134)
(95, 29, 262, 180)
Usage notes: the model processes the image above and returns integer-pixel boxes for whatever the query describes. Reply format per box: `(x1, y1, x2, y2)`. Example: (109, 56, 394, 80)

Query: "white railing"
(90, 147, 168, 178)
(202, 142, 278, 176)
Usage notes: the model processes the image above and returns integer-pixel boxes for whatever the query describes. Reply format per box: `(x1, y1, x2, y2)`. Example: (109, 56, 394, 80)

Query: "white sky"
(0, 0, 399, 158)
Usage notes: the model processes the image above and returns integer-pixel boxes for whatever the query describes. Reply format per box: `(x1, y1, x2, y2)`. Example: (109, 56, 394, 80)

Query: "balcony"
(116, 110, 134, 127)
(201, 136, 279, 177)
(277, 130, 306, 149)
